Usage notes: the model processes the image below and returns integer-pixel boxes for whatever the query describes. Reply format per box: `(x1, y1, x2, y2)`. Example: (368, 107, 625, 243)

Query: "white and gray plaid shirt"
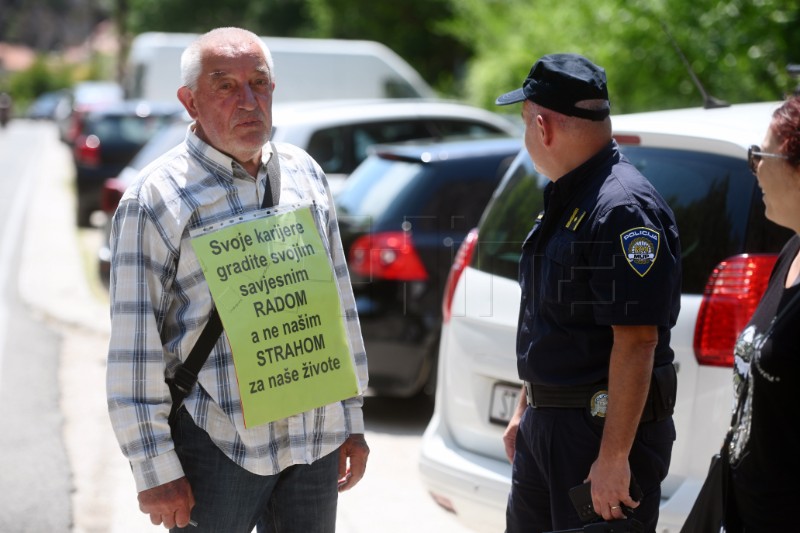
(107, 126, 368, 492)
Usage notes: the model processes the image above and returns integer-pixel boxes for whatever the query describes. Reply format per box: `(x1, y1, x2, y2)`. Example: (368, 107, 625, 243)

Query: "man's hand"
(587, 324, 656, 521)
(338, 433, 369, 491)
(138, 477, 195, 529)
(587, 457, 639, 521)
(502, 384, 528, 463)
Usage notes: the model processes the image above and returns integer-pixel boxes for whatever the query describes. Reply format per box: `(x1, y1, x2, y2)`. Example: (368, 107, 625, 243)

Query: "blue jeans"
(170, 408, 339, 533)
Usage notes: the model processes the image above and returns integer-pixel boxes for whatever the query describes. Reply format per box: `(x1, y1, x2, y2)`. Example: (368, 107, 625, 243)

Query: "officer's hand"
(587, 459, 640, 521)
(502, 419, 520, 463)
(502, 384, 528, 463)
(138, 476, 195, 529)
(338, 433, 370, 492)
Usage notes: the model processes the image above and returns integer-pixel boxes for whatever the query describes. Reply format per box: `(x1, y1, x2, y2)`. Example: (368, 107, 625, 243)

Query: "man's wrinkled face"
(179, 38, 274, 168)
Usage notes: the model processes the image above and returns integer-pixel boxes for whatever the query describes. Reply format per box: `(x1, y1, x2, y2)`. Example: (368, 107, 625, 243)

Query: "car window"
(429, 119, 505, 139)
(306, 121, 433, 176)
(471, 153, 548, 281)
(87, 115, 173, 145)
(623, 146, 756, 292)
(351, 121, 432, 168)
(472, 146, 790, 294)
(127, 122, 188, 171)
(415, 175, 502, 233)
(336, 156, 421, 221)
(307, 128, 346, 174)
(305, 118, 512, 177)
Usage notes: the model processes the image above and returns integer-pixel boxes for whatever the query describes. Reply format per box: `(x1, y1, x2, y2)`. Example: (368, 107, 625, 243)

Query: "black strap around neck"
(262, 142, 281, 209)
(168, 143, 282, 423)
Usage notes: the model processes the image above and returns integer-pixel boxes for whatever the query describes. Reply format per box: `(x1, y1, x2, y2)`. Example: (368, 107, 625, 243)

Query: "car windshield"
(472, 145, 789, 294)
(127, 122, 188, 171)
(335, 156, 421, 219)
(87, 114, 175, 145)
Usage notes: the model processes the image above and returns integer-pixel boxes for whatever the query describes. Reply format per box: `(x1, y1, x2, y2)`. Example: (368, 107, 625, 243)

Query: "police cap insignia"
(620, 227, 660, 277)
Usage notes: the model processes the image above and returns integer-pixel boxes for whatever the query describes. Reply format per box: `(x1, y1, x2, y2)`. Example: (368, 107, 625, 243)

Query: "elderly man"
(106, 27, 369, 532)
(497, 54, 681, 532)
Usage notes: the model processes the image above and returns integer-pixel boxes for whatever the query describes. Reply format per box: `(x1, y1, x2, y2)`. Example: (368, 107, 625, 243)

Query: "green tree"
(123, 0, 465, 95)
(304, 0, 468, 95)
(125, 0, 314, 38)
(7, 55, 74, 108)
(117, 0, 798, 111)
(443, 0, 799, 113)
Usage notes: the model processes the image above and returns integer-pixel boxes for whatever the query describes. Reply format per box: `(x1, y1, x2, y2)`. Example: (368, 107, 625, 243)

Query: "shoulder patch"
(620, 227, 659, 277)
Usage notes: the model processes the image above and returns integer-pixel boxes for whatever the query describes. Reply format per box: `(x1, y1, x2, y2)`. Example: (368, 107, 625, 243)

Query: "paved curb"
(20, 123, 152, 532)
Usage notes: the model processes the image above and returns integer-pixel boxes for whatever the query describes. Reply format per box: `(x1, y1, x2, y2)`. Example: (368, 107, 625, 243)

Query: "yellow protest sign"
(190, 203, 360, 427)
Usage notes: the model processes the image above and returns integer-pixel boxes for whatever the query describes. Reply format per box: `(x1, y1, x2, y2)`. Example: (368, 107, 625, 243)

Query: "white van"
(124, 32, 436, 106)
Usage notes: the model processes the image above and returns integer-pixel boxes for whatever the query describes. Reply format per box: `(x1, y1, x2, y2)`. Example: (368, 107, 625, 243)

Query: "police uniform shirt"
(517, 140, 681, 386)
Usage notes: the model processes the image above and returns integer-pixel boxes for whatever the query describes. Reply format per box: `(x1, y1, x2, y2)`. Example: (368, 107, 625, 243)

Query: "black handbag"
(679, 433, 733, 533)
(680, 285, 800, 533)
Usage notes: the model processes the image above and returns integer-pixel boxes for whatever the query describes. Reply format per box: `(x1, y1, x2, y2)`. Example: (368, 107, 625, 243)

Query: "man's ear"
(177, 86, 198, 119)
(536, 114, 554, 148)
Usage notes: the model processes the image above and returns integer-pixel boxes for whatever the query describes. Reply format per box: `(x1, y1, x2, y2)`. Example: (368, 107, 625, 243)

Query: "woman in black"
(729, 94, 800, 531)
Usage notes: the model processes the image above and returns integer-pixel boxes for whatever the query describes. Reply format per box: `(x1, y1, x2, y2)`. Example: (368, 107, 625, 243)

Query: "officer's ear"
(537, 113, 554, 148)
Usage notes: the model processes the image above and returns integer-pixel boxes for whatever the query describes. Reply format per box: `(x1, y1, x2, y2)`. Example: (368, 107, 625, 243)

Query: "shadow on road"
(362, 394, 434, 435)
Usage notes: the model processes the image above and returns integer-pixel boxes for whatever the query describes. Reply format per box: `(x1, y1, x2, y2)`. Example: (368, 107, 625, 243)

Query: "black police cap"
(495, 53, 610, 121)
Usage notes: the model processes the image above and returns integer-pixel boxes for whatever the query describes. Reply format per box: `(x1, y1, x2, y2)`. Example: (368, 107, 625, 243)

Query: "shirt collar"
(548, 140, 618, 203)
(186, 123, 270, 181)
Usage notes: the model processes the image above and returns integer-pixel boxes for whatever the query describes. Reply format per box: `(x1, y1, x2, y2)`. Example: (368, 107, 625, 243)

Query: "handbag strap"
(168, 143, 282, 421)
(263, 142, 281, 208)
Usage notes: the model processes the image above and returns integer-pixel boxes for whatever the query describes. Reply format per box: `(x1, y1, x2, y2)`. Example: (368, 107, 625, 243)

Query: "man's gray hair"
(180, 27, 275, 90)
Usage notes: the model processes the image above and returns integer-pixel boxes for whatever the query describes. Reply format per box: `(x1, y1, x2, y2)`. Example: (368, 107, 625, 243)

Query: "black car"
(73, 100, 184, 227)
(25, 89, 71, 121)
(335, 136, 521, 397)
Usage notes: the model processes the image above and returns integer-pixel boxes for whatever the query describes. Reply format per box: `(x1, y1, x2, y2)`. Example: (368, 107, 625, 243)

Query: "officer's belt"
(524, 381, 599, 408)
(523, 379, 667, 424)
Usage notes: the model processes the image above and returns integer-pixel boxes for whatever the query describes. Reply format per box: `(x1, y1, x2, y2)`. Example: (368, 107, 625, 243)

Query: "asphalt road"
(0, 121, 72, 531)
(5, 119, 475, 533)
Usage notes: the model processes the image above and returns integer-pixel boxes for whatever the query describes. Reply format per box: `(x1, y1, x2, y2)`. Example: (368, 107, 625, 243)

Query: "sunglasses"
(748, 144, 789, 175)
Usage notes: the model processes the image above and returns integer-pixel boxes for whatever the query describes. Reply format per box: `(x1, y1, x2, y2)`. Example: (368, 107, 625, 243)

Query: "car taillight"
(442, 228, 478, 323)
(100, 178, 126, 214)
(74, 134, 101, 167)
(67, 111, 86, 143)
(348, 231, 428, 281)
(693, 254, 778, 367)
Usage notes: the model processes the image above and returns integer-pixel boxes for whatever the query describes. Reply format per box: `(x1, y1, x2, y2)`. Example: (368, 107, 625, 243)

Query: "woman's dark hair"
(771, 95, 800, 168)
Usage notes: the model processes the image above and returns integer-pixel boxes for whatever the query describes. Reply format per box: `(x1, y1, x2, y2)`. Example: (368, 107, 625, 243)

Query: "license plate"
(489, 383, 521, 425)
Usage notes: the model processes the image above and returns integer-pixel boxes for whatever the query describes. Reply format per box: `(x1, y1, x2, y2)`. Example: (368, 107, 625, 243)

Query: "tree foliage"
(7, 55, 74, 108)
(119, 0, 799, 112)
(303, 0, 468, 95)
(9, 0, 794, 113)
(123, 0, 466, 96)
(443, 0, 799, 112)
(125, 0, 315, 38)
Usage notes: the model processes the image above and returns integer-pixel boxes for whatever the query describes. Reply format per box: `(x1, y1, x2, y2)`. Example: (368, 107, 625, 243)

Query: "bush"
(8, 56, 74, 110)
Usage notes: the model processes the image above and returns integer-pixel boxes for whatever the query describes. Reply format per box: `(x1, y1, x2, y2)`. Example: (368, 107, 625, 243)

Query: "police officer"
(497, 54, 681, 533)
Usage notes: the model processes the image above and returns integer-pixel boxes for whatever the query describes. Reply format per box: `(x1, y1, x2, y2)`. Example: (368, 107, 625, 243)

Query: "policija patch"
(620, 227, 659, 277)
